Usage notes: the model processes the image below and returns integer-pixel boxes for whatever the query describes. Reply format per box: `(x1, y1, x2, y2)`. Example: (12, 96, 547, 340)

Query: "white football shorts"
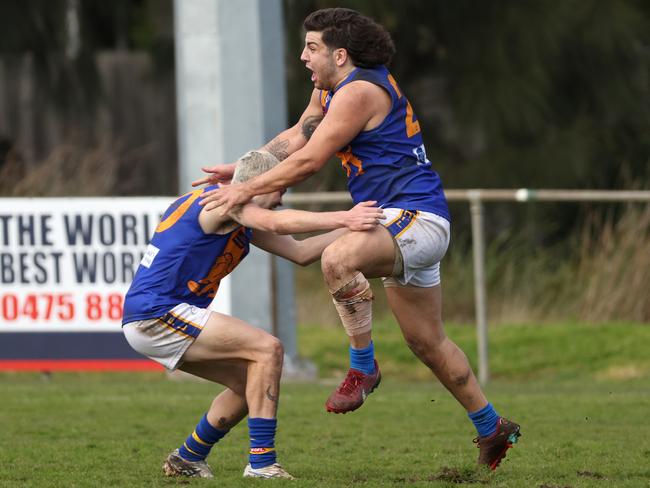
(122, 303, 211, 370)
(380, 208, 451, 288)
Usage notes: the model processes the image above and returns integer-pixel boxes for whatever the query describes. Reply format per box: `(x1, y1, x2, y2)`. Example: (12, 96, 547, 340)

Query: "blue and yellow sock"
(248, 417, 277, 469)
(178, 414, 229, 462)
(468, 403, 499, 438)
(349, 341, 375, 374)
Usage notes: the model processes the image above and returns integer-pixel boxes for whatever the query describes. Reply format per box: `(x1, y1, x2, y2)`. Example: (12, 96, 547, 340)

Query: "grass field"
(2, 322, 650, 487)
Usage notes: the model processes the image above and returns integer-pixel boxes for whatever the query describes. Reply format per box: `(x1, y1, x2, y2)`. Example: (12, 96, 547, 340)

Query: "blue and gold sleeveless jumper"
(122, 185, 251, 324)
(320, 65, 450, 222)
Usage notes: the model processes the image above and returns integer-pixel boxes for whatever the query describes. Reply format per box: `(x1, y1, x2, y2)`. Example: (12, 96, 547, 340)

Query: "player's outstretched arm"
(200, 90, 334, 212)
(252, 228, 349, 266)
(199, 85, 375, 214)
(230, 201, 383, 235)
(194, 90, 323, 190)
(246, 83, 378, 197)
(191, 121, 309, 188)
(259, 95, 323, 162)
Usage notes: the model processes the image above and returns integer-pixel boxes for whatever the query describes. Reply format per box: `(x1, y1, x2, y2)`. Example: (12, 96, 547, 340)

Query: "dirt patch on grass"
(393, 466, 490, 484)
(577, 470, 607, 479)
(432, 466, 489, 484)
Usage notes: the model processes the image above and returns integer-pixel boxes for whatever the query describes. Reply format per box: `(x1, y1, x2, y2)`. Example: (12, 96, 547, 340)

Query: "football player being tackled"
(122, 150, 384, 479)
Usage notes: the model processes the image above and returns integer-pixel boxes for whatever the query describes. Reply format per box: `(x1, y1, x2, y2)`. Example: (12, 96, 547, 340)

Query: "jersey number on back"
(387, 74, 421, 138)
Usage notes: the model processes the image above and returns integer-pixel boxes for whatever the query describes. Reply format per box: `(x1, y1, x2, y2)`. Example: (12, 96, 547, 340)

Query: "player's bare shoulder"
(198, 205, 239, 235)
(331, 80, 391, 131)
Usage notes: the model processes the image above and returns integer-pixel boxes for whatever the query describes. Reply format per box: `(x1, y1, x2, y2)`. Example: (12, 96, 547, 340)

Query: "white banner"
(0, 197, 230, 331)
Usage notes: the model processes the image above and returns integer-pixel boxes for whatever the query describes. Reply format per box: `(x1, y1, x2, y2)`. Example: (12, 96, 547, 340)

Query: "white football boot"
(243, 462, 295, 479)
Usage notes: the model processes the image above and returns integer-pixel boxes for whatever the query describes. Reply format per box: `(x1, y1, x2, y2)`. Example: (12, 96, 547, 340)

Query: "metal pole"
(174, 0, 308, 377)
(469, 191, 489, 385)
(173, 0, 275, 329)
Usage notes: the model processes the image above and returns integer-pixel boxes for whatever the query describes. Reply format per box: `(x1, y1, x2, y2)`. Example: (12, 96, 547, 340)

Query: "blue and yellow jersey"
(320, 65, 450, 221)
(122, 185, 251, 324)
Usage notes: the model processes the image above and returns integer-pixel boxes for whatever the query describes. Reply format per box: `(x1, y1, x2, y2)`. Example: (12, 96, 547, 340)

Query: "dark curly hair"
(303, 8, 395, 68)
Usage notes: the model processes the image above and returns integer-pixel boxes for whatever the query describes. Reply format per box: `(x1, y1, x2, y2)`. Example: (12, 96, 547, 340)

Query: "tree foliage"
(0, 0, 173, 111)
(1, 0, 648, 201)
(284, 0, 650, 192)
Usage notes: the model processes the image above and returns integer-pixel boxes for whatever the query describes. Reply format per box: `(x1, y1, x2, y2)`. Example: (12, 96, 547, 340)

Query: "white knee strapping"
(331, 273, 374, 336)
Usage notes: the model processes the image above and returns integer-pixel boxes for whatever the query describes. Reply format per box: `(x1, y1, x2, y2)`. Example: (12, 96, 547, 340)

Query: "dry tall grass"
(574, 205, 650, 322)
(0, 139, 172, 197)
(444, 204, 650, 324)
(0, 143, 120, 196)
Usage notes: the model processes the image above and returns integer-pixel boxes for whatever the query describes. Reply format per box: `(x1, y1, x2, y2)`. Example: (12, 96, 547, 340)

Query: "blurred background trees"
(0, 0, 176, 195)
(1, 0, 647, 195)
(285, 0, 649, 192)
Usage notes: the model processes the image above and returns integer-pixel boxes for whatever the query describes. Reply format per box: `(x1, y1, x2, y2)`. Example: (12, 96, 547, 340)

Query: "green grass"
(298, 320, 650, 382)
(2, 322, 650, 487)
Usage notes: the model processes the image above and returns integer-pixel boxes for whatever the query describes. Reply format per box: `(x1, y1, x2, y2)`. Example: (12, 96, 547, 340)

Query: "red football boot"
(474, 417, 521, 470)
(325, 360, 381, 414)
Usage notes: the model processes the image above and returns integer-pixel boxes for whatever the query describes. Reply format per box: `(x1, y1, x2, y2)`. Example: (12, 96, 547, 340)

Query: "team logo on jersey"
(337, 145, 365, 177)
(320, 90, 332, 115)
(186, 228, 248, 298)
(140, 244, 160, 268)
(412, 144, 431, 166)
(187, 252, 235, 298)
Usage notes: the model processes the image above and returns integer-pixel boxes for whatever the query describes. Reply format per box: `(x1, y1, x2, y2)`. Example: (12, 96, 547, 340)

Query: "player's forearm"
(252, 228, 347, 266)
(249, 113, 325, 195)
(246, 150, 323, 197)
(295, 228, 348, 265)
(261, 134, 293, 162)
(260, 122, 307, 162)
(266, 209, 346, 235)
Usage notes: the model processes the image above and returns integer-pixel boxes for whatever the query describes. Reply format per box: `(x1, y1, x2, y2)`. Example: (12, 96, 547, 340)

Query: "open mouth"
(306, 65, 316, 83)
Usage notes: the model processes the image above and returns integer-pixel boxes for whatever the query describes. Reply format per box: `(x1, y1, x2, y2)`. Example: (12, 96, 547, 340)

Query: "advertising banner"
(0, 197, 230, 370)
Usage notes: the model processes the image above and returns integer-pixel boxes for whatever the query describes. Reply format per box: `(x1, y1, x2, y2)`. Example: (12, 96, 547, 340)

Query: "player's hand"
(191, 163, 237, 187)
(343, 201, 384, 231)
(199, 182, 254, 213)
